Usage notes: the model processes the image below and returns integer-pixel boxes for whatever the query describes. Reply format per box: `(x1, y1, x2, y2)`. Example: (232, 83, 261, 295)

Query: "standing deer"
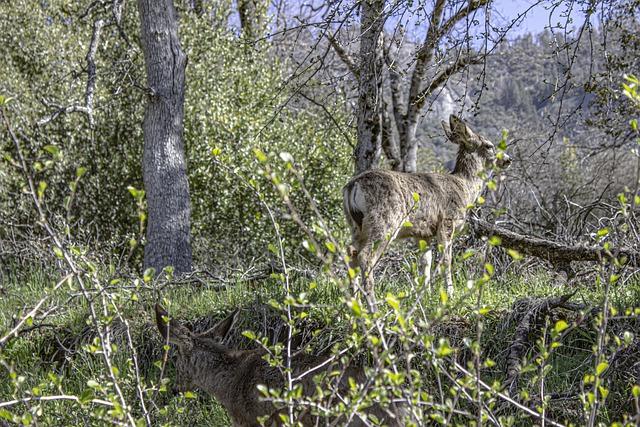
(155, 304, 406, 426)
(343, 114, 511, 299)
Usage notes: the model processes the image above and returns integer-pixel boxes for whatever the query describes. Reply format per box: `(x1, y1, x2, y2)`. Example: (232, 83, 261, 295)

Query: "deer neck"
(192, 349, 241, 400)
(452, 147, 486, 200)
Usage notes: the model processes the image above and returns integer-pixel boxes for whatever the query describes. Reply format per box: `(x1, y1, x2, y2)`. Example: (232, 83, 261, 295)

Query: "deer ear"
(155, 303, 193, 347)
(199, 307, 241, 343)
(449, 115, 475, 141)
(441, 119, 455, 142)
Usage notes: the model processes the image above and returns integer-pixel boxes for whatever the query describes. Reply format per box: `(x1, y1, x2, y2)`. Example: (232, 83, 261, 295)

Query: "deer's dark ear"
(155, 304, 193, 347)
(199, 308, 241, 343)
(449, 115, 467, 136)
(441, 120, 455, 143)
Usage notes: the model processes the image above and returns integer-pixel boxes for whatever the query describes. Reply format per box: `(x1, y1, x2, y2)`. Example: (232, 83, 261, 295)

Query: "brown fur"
(155, 304, 406, 426)
(343, 115, 511, 298)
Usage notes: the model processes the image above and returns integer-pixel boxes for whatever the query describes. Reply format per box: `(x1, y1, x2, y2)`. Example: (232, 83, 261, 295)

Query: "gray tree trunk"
(354, 0, 386, 175)
(137, 0, 193, 276)
(238, 0, 268, 42)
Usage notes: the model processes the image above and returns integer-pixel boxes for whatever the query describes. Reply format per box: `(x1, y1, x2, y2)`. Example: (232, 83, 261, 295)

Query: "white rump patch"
(350, 182, 367, 213)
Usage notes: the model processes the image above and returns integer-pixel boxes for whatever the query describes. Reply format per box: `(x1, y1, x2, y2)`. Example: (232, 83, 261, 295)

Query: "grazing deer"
(155, 304, 406, 426)
(343, 114, 511, 298)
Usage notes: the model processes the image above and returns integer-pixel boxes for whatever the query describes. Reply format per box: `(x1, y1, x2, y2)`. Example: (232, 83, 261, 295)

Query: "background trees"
(1, 1, 640, 424)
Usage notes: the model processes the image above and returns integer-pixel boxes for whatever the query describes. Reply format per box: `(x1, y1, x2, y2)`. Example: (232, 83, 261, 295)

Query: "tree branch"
(469, 217, 639, 266)
(416, 55, 483, 109)
(327, 32, 360, 79)
(37, 17, 111, 129)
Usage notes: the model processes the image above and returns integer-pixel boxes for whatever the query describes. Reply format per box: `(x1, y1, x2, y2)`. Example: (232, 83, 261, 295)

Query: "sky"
(491, 0, 596, 37)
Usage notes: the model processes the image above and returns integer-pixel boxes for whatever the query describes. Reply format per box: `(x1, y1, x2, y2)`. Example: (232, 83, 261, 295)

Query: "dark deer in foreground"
(155, 304, 406, 426)
(343, 115, 511, 298)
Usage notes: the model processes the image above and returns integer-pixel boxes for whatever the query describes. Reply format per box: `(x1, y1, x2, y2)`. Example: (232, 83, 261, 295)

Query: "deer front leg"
(418, 245, 433, 287)
(437, 221, 455, 295)
(442, 240, 454, 295)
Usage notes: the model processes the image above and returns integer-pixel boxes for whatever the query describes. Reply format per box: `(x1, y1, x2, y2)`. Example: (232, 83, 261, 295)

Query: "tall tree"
(349, 0, 491, 174)
(137, 0, 193, 275)
(296, 0, 494, 174)
(238, 0, 269, 42)
(354, 0, 386, 174)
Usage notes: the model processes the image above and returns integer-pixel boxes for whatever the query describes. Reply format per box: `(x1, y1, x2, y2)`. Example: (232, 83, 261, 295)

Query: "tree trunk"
(354, 0, 386, 175)
(238, 0, 268, 42)
(137, 0, 193, 276)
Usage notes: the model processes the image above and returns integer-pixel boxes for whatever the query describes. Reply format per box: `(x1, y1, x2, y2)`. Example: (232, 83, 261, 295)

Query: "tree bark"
(238, 0, 268, 42)
(354, 0, 386, 175)
(137, 0, 193, 276)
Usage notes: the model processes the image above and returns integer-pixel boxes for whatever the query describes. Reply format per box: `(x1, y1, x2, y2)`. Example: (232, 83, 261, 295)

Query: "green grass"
(1, 254, 639, 426)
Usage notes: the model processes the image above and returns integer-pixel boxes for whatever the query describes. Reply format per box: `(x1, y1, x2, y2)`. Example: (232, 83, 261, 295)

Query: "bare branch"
(37, 17, 111, 129)
(416, 55, 484, 109)
(439, 0, 491, 42)
(327, 32, 359, 79)
(406, 0, 446, 109)
(469, 217, 640, 266)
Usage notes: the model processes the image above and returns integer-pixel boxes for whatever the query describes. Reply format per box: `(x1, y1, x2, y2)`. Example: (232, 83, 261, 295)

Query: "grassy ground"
(1, 251, 639, 426)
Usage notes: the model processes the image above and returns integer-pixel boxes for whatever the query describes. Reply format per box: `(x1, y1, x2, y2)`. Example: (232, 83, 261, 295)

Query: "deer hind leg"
(351, 234, 390, 310)
(355, 241, 376, 304)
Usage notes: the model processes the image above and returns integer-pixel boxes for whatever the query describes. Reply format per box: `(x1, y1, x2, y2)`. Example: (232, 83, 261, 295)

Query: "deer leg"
(437, 221, 455, 295)
(353, 242, 372, 296)
(442, 240, 454, 295)
(418, 246, 433, 287)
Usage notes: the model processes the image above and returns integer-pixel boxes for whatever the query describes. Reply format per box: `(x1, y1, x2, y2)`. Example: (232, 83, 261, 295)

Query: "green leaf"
(79, 389, 95, 403)
(76, 167, 87, 178)
(87, 380, 99, 388)
(385, 293, 400, 310)
(507, 249, 522, 261)
(0, 410, 14, 421)
(485, 263, 494, 275)
(489, 236, 502, 246)
(268, 243, 278, 255)
(554, 320, 569, 333)
(325, 241, 335, 253)
(37, 181, 47, 198)
(349, 299, 362, 316)
(596, 362, 609, 376)
(44, 145, 60, 158)
(254, 149, 267, 162)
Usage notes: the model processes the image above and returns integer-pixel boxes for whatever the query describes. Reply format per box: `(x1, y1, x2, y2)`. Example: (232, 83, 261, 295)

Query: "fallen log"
(469, 217, 639, 267)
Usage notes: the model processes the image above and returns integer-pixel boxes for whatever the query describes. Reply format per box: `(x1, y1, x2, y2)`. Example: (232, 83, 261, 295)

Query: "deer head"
(155, 303, 240, 393)
(442, 114, 511, 173)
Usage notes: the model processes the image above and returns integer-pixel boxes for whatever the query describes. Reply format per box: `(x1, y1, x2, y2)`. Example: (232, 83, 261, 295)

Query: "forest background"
(1, 0, 640, 426)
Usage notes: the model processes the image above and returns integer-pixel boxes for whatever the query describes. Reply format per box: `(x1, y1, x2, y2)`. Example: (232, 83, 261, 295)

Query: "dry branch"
(469, 217, 639, 267)
(504, 293, 575, 395)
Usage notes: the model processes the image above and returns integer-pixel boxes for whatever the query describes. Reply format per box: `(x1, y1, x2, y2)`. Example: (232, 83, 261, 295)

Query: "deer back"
(344, 169, 474, 243)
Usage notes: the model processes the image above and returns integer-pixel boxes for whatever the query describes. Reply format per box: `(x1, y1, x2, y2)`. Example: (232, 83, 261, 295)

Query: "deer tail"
(343, 181, 366, 230)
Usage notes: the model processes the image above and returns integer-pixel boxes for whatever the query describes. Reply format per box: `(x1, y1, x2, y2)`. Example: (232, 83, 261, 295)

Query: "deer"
(154, 304, 406, 427)
(343, 114, 511, 300)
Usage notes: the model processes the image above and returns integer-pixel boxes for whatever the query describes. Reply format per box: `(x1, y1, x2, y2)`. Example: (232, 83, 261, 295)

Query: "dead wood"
(469, 217, 639, 267)
(504, 293, 575, 396)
